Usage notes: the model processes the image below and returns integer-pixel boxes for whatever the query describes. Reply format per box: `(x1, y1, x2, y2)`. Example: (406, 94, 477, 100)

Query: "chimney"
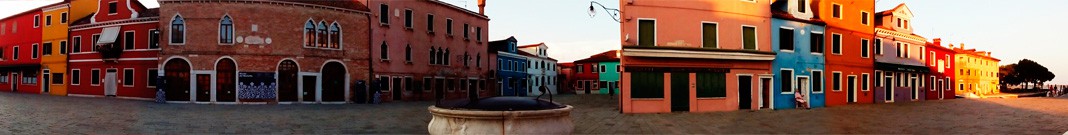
(933, 38, 942, 46)
(960, 43, 965, 49)
(987, 52, 991, 56)
(478, 0, 486, 15)
(948, 44, 954, 48)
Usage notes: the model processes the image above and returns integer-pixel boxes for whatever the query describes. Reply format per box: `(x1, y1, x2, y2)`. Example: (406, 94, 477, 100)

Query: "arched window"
(219, 15, 234, 44)
(380, 42, 388, 60)
(444, 48, 450, 65)
(463, 52, 469, 67)
(304, 20, 315, 47)
(317, 21, 327, 47)
(405, 44, 411, 62)
(329, 23, 340, 49)
(170, 15, 185, 44)
(429, 47, 436, 65)
(436, 47, 444, 65)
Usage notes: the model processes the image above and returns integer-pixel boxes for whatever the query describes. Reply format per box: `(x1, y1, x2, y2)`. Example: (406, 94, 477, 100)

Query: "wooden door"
(670, 72, 689, 112)
(277, 60, 298, 102)
(302, 75, 317, 102)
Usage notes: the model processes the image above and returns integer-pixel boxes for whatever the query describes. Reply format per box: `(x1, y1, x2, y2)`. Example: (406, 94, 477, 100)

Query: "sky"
(1, 0, 1066, 84)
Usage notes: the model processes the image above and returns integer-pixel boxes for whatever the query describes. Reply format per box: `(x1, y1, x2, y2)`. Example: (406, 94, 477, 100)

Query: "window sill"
(380, 23, 390, 27)
(696, 97, 726, 100)
(630, 98, 664, 101)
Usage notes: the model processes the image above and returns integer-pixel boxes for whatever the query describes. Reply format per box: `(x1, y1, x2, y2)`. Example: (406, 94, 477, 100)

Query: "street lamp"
(588, 1, 621, 23)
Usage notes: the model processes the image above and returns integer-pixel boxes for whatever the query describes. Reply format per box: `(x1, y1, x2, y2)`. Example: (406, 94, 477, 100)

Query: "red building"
(0, 4, 51, 93)
(925, 38, 955, 100)
(819, 0, 876, 105)
(556, 62, 574, 94)
(67, 0, 159, 99)
(572, 50, 619, 94)
(364, 0, 493, 102)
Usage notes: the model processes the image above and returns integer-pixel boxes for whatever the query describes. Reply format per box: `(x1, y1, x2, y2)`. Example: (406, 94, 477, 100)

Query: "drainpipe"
(366, 0, 375, 104)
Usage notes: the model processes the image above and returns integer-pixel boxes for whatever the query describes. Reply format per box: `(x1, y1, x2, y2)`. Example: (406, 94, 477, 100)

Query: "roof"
(426, 0, 489, 19)
(876, 3, 909, 15)
(278, 0, 370, 11)
(0, 1, 66, 22)
(954, 48, 1000, 61)
(925, 42, 954, 52)
(70, 13, 94, 26)
(574, 50, 620, 63)
(515, 50, 557, 61)
(139, 8, 160, 18)
(769, 0, 825, 25)
(518, 42, 544, 48)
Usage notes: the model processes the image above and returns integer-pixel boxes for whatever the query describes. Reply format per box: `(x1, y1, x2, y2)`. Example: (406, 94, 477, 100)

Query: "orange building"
(818, 0, 876, 105)
(619, 0, 775, 113)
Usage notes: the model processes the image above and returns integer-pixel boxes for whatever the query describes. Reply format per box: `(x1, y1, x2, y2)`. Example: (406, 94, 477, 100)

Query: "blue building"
(490, 37, 529, 96)
(771, 0, 827, 109)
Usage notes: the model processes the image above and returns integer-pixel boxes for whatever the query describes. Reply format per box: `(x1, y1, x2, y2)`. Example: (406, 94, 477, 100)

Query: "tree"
(1011, 59, 1056, 89)
(999, 64, 1021, 90)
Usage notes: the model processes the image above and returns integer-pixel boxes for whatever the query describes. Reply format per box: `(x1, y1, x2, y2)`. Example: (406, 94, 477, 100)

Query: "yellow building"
(951, 43, 1000, 96)
(39, 0, 96, 96)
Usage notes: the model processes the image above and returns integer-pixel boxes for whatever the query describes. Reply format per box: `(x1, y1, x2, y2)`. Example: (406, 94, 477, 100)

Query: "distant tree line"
(999, 59, 1055, 90)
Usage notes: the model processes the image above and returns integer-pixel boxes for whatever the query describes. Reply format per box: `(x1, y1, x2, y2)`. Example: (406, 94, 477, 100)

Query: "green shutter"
(743, 27, 756, 50)
(696, 72, 726, 98)
(638, 20, 656, 47)
(702, 23, 717, 48)
(631, 72, 664, 98)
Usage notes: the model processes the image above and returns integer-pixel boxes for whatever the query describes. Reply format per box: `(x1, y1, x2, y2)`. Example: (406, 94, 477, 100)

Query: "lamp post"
(588, 1, 621, 23)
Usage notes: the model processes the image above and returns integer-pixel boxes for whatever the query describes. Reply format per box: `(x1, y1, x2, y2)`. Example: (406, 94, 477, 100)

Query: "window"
(702, 23, 717, 48)
(380, 42, 388, 60)
(919, 47, 926, 61)
(34, 15, 39, 28)
(60, 41, 66, 54)
(781, 69, 794, 93)
(0, 73, 7, 83)
(52, 73, 63, 84)
(46, 15, 51, 26)
(599, 65, 606, 73)
(404, 9, 413, 28)
(219, 16, 233, 44)
(91, 34, 99, 51)
(124, 31, 134, 50)
(123, 69, 134, 86)
(476, 53, 482, 68)
(576, 64, 583, 73)
(832, 4, 841, 18)
(170, 15, 185, 44)
(861, 12, 870, 25)
(446, 19, 453, 35)
(830, 72, 842, 91)
(22, 71, 36, 84)
(317, 22, 326, 47)
(72, 36, 81, 53)
(32, 44, 38, 59)
(779, 28, 794, 51)
(832, 34, 842, 54)
(61, 12, 67, 23)
(875, 71, 882, 87)
(423, 77, 432, 91)
(797, 0, 806, 13)
(379, 4, 389, 24)
(630, 72, 663, 98)
(108, 2, 118, 14)
(0, 48, 4, 60)
(862, 74, 870, 91)
(12, 46, 18, 60)
(812, 71, 823, 93)
(930, 52, 937, 66)
(91, 69, 100, 85)
(304, 20, 315, 47)
(463, 24, 470, 40)
(896, 18, 902, 27)
(147, 69, 158, 87)
(743, 26, 757, 50)
(426, 14, 434, 32)
(42, 42, 52, 56)
(476, 27, 482, 42)
(393, 77, 403, 92)
(405, 44, 411, 62)
(405, 77, 413, 91)
(638, 19, 655, 46)
(874, 39, 882, 55)
(811, 33, 823, 53)
(861, 39, 869, 58)
(896, 43, 903, 58)
(329, 23, 340, 49)
(377, 76, 389, 92)
(443, 49, 451, 65)
(148, 29, 159, 49)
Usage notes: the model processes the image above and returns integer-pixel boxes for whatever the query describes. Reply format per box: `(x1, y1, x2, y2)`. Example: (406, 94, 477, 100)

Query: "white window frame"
(831, 71, 841, 92)
(874, 38, 882, 55)
(34, 15, 40, 28)
(832, 3, 843, 19)
(42, 42, 51, 56)
(861, 11, 871, 26)
(45, 15, 51, 26)
(90, 68, 100, 86)
(31, 43, 38, 59)
(861, 73, 870, 91)
(831, 33, 842, 55)
(741, 25, 759, 50)
(637, 18, 657, 46)
(861, 38, 870, 58)
(218, 15, 235, 45)
(780, 68, 795, 94)
(122, 68, 135, 87)
(72, 36, 82, 53)
(147, 68, 158, 88)
(812, 70, 824, 93)
(875, 70, 883, 87)
(70, 69, 80, 85)
(107, 2, 119, 15)
(169, 14, 186, 45)
(778, 27, 795, 52)
(123, 30, 136, 50)
(60, 12, 67, 24)
(700, 21, 719, 49)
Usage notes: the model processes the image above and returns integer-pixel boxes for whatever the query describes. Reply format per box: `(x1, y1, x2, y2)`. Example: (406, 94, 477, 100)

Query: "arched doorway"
(277, 60, 299, 102)
(321, 62, 346, 102)
(216, 58, 237, 102)
(164, 59, 191, 101)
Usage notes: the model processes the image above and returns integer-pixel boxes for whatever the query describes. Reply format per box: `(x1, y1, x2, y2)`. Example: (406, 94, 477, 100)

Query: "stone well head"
(428, 97, 574, 135)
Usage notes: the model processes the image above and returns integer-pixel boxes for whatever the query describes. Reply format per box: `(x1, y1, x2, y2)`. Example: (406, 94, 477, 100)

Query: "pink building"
(364, 0, 494, 102)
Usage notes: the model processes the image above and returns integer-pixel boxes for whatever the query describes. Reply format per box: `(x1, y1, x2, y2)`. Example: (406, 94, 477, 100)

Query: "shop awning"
(96, 26, 122, 45)
(875, 62, 931, 73)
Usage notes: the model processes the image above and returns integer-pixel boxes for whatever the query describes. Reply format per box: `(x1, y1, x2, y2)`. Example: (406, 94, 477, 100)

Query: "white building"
(518, 43, 558, 96)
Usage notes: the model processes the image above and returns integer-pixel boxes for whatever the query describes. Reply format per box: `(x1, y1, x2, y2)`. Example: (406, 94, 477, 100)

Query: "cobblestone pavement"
(2, 92, 1068, 134)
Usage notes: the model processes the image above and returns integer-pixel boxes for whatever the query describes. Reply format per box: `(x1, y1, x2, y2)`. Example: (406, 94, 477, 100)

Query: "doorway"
(104, 69, 118, 96)
(738, 75, 752, 110)
(884, 76, 893, 102)
(848, 75, 856, 103)
(11, 72, 18, 92)
(277, 60, 299, 102)
(937, 79, 944, 100)
(321, 62, 346, 102)
(195, 74, 211, 102)
(216, 59, 236, 102)
(302, 75, 318, 102)
(435, 78, 444, 100)
(911, 77, 918, 100)
(164, 59, 191, 101)
(42, 70, 50, 94)
(798, 77, 810, 107)
(760, 77, 772, 109)
(670, 72, 689, 112)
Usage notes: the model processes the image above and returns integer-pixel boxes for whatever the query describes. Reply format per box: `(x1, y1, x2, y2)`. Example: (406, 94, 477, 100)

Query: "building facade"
(572, 59, 599, 94)
(367, 0, 494, 102)
(572, 50, 619, 95)
(158, 0, 372, 104)
(620, 0, 775, 113)
(517, 43, 557, 96)
(67, 0, 159, 99)
(874, 4, 928, 103)
(0, 4, 50, 94)
(770, 0, 827, 109)
(556, 62, 574, 94)
(953, 44, 1000, 96)
(925, 38, 955, 100)
(818, 0, 876, 105)
(489, 36, 527, 96)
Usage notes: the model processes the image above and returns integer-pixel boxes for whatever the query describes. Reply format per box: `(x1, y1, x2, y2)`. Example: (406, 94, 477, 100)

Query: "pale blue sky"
(2, 0, 1065, 84)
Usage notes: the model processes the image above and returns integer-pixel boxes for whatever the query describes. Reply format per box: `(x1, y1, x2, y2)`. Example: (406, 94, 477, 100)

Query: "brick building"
(157, 0, 372, 104)
(365, 0, 493, 102)
(67, 0, 158, 100)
